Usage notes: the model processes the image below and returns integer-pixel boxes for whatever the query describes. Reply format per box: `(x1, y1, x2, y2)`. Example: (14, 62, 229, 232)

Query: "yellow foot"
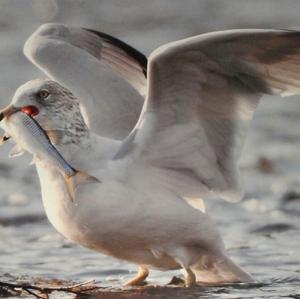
(184, 268, 196, 287)
(124, 265, 149, 286)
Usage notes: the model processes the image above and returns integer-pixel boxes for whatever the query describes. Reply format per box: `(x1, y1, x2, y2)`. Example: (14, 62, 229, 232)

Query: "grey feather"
(117, 29, 300, 202)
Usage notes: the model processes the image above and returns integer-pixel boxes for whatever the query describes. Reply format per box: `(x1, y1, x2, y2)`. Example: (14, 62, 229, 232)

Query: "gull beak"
(0, 134, 10, 145)
(0, 105, 20, 122)
(0, 105, 18, 145)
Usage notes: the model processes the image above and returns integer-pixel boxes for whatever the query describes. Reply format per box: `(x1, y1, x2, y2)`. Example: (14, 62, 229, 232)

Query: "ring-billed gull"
(1, 23, 300, 286)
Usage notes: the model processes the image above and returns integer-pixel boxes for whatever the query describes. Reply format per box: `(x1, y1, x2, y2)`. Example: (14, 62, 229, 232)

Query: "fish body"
(0, 111, 99, 200)
(22, 112, 76, 176)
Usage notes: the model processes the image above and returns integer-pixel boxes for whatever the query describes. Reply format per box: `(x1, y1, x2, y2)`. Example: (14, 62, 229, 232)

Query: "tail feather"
(192, 253, 254, 284)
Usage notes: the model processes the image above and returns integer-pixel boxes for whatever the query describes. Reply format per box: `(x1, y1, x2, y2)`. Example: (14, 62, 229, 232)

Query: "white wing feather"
(114, 29, 300, 202)
(24, 23, 147, 139)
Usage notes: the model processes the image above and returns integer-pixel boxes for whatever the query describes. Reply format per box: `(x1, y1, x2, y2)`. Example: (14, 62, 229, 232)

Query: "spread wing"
(24, 23, 147, 139)
(114, 29, 300, 203)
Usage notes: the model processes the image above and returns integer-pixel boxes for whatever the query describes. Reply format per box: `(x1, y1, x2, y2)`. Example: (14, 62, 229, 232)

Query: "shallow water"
(0, 1, 300, 298)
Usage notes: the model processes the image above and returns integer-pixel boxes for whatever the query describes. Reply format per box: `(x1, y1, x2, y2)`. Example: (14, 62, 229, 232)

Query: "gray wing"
(115, 29, 300, 202)
(24, 23, 147, 139)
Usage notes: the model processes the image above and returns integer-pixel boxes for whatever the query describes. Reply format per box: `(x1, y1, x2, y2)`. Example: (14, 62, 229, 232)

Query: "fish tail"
(65, 171, 100, 201)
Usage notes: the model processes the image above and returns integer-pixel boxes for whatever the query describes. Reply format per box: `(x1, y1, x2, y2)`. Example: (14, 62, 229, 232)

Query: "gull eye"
(38, 90, 50, 99)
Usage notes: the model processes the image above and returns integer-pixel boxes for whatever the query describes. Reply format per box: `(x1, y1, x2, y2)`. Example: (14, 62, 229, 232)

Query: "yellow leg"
(183, 268, 196, 287)
(124, 265, 149, 286)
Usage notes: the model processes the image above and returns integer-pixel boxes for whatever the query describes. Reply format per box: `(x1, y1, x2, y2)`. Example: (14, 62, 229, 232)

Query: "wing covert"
(115, 29, 300, 202)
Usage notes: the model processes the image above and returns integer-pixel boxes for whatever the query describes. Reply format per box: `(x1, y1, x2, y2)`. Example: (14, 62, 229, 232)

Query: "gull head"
(0, 79, 88, 146)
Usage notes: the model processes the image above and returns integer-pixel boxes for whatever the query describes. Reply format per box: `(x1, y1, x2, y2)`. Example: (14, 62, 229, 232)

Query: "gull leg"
(124, 265, 149, 286)
(183, 267, 196, 287)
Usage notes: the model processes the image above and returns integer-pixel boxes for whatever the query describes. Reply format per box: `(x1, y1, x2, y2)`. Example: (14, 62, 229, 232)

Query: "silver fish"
(1, 111, 99, 201)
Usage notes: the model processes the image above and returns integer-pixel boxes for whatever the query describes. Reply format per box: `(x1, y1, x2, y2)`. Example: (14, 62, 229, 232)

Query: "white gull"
(2, 23, 300, 286)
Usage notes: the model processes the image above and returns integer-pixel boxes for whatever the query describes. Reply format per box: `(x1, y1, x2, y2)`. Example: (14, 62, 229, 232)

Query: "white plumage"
(2, 23, 300, 286)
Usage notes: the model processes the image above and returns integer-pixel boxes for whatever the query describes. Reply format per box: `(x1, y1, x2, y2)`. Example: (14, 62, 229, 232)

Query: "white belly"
(35, 162, 223, 270)
(35, 163, 177, 268)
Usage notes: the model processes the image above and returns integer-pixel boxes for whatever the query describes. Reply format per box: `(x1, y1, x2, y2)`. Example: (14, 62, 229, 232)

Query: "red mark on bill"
(21, 105, 39, 117)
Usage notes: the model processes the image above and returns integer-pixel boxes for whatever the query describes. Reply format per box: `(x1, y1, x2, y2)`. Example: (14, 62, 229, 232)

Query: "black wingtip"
(82, 28, 148, 77)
